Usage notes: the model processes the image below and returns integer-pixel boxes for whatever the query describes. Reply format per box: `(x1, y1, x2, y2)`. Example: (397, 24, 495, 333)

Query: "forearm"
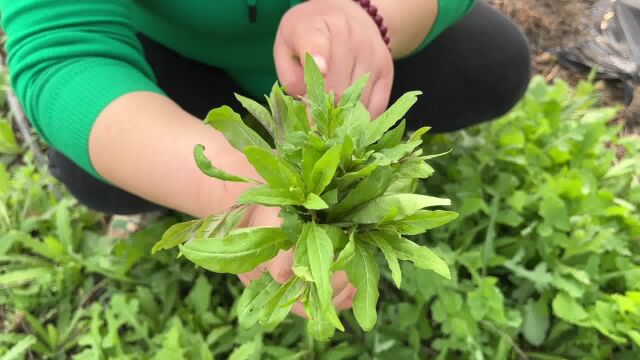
(88, 92, 259, 219)
(373, 0, 439, 58)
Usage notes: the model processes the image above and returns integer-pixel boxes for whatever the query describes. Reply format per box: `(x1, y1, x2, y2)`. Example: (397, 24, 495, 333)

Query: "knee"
(48, 149, 163, 215)
(491, 20, 532, 119)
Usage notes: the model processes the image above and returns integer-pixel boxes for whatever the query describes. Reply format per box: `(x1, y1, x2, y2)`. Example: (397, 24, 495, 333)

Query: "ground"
(490, 0, 640, 133)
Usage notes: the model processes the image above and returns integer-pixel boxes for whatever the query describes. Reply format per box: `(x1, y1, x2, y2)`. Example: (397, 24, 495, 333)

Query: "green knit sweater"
(0, 0, 475, 178)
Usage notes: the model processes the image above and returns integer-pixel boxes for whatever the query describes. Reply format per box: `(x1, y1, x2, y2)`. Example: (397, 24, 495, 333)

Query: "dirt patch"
(489, 0, 638, 132)
(490, 0, 595, 52)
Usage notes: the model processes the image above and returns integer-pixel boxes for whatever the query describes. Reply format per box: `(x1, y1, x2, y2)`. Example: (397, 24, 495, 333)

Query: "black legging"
(48, 1, 531, 215)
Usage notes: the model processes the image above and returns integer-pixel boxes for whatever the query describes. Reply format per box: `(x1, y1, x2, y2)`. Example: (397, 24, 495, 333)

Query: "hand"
(237, 205, 355, 317)
(274, 0, 394, 117)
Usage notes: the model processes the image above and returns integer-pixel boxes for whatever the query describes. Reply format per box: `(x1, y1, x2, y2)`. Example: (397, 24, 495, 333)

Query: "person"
(1, 0, 531, 314)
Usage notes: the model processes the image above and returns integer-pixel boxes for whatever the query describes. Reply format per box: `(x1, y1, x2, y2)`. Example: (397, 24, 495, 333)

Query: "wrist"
(367, 0, 439, 58)
(351, 0, 390, 47)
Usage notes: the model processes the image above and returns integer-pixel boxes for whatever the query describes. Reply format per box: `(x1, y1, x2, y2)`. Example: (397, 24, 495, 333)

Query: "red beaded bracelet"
(352, 0, 390, 47)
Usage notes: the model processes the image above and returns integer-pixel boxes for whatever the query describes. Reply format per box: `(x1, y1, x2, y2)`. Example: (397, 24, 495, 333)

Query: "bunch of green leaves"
(153, 55, 457, 340)
(413, 76, 640, 359)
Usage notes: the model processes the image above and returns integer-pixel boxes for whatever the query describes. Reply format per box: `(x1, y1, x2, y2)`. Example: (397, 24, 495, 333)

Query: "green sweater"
(0, 0, 475, 178)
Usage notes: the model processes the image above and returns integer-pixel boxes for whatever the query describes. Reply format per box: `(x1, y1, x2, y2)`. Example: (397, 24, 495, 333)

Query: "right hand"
(237, 205, 355, 317)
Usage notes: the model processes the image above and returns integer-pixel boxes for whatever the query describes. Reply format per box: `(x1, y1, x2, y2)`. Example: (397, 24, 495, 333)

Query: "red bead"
(360, 0, 370, 6)
(374, 14, 383, 25)
(367, 5, 377, 16)
(383, 35, 390, 44)
(379, 25, 388, 35)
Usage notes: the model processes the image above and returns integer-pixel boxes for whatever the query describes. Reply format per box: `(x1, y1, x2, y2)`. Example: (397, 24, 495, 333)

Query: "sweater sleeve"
(414, 0, 476, 53)
(0, 1, 164, 179)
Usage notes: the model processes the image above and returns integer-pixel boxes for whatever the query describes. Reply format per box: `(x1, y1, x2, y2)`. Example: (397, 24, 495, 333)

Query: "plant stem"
(309, 210, 319, 223)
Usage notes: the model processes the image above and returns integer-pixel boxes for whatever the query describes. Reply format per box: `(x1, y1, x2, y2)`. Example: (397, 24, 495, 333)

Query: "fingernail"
(312, 55, 328, 74)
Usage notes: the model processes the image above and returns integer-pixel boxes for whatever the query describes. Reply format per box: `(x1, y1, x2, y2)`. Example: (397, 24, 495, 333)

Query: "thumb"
(275, 21, 331, 96)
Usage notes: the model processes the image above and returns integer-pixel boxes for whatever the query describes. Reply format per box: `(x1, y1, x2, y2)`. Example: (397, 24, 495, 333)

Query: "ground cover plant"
(0, 68, 639, 358)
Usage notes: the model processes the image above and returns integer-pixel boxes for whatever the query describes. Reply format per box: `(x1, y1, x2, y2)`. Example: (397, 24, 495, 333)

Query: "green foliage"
(1, 65, 639, 359)
(155, 54, 454, 339)
(420, 76, 640, 358)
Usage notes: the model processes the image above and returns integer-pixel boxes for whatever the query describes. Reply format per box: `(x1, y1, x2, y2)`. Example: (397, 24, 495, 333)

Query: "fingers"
(266, 249, 294, 283)
(291, 302, 307, 318)
(368, 69, 393, 118)
(275, 17, 331, 97)
(321, 16, 354, 99)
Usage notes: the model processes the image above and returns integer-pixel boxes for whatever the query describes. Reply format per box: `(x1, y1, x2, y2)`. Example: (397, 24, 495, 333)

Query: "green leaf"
(331, 231, 356, 271)
(329, 166, 394, 218)
(302, 147, 323, 184)
(305, 223, 334, 311)
(374, 128, 429, 166)
(205, 105, 271, 151)
(0, 118, 20, 154)
(235, 93, 275, 137)
(273, 84, 311, 133)
(0, 335, 36, 360)
(0, 164, 10, 197)
(390, 210, 459, 235)
(338, 74, 370, 108)
(304, 53, 326, 108)
(308, 144, 342, 194)
(363, 91, 421, 147)
(0, 267, 53, 287)
(238, 186, 304, 207)
(12, 234, 66, 265)
(321, 343, 367, 360)
(335, 102, 370, 146)
(152, 206, 245, 253)
(394, 158, 435, 179)
(408, 126, 431, 143)
(336, 163, 378, 189)
(367, 231, 402, 288)
(339, 136, 355, 167)
(186, 275, 213, 314)
(260, 278, 303, 328)
(280, 209, 304, 243)
(179, 227, 290, 274)
(55, 201, 73, 253)
(467, 277, 506, 324)
(552, 292, 588, 324)
(370, 120, 406, 152)
(319, 225, 348, 253)
(304, 54, 329, 132)
(523, 298, 550, 346)
(194, 144, 259, 183)
(244, 146, 303, 190)
(266, 85, 286, 142)
(539, 196, 570, 231)
(321, 188, 339, 206)
(305, 286, 336, 341)
(228, 336, 262, 360)
(388, 236, 450, 279)
(303, 193, 329, 210)
(237, 273, 280, 328)
(152, 319, 187, 360)
(292, 226, 313, 282)
(346, 241, 379, 331)
(344, 194, 451, 224)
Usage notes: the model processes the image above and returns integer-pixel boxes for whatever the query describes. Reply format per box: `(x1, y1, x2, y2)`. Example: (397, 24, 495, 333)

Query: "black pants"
(48, 1, 531, 215)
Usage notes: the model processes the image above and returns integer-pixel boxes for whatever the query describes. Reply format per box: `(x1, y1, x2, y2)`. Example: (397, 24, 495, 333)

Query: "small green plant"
(152, 55, 457, 339)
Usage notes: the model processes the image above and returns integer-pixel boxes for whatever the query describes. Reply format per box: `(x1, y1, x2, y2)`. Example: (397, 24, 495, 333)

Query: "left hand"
(274, 0, 394, 117)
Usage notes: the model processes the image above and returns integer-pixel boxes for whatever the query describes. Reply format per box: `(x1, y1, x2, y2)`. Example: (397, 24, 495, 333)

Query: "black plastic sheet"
(557, 0, 639, 104)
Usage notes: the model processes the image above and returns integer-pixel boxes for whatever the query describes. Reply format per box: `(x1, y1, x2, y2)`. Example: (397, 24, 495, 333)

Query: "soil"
(489, 0, 639, 132)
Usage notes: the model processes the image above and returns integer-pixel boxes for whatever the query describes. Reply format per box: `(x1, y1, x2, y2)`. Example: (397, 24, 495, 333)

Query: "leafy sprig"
(153, 55, 457, 340)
